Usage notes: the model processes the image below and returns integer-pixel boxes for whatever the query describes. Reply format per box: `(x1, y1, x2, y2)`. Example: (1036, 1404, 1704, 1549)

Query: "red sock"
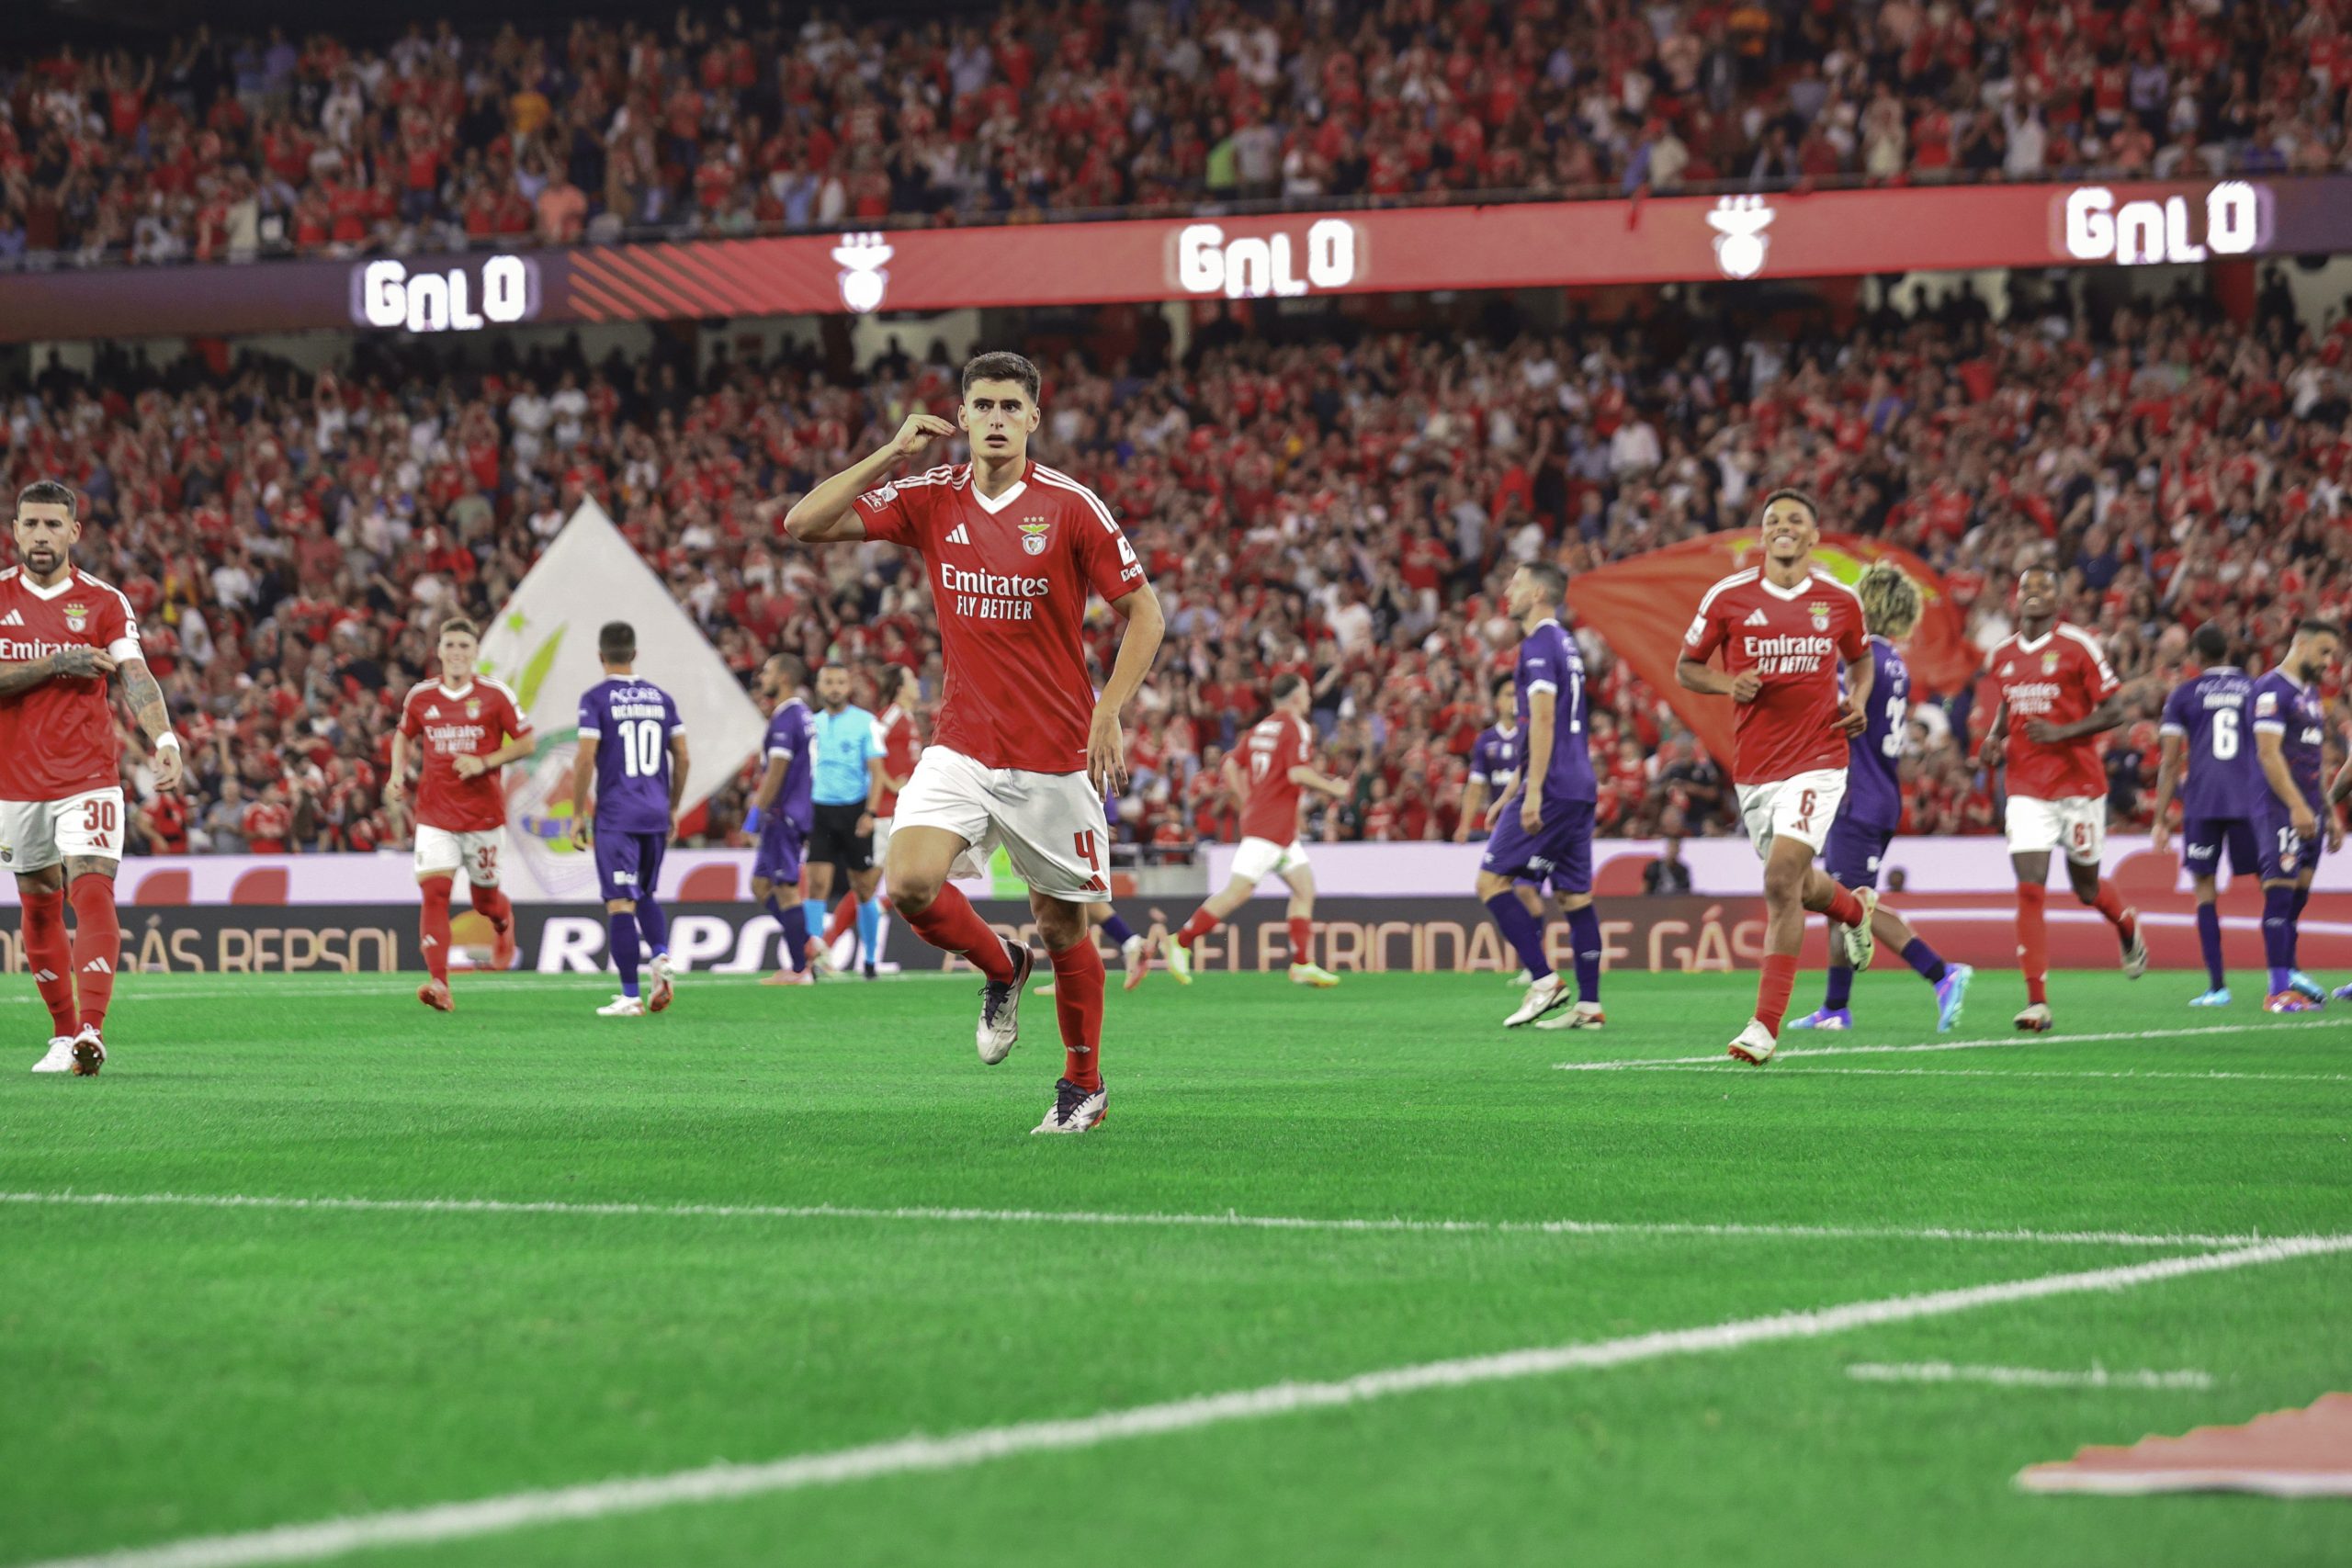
(467, 883, 511, 929)
(421, 878, 454, 982)
(1048, 940, 1105, 1091)
(1754, 952, 1798, 1033)
(2089, 878, 2132, 933)
(1177, 907, 1220, 949)
(2017, 882, 2048, 1005)
(68, 875, 119, 1032)
(1821, 881, 1866, 928)
(1288, 916, 1313, 966)
(824, 895, 858, 945)
(902, 883, 1013, 982)
(21, 887, 77, 1037)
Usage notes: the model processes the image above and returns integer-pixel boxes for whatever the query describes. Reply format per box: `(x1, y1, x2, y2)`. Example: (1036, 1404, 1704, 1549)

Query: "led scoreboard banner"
(0, 175, 2346, 342)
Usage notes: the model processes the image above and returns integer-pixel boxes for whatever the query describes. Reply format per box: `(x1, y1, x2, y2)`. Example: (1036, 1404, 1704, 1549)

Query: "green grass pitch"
(3, 966, 2347, 1567)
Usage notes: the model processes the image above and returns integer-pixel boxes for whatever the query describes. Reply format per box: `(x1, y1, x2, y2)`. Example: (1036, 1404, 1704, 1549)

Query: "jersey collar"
(2014, 628, 2054, 653)
(968, 460, 1032, 516)
(436, 678, 476, 700)
(1758, 573, 1815, 603)
(2272, 665, 2308, 692)
(17, 568, 76, 603)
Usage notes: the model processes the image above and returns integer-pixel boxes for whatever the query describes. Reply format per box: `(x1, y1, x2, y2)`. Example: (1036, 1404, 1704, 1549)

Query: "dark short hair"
(767, 651, 806, 688)
(2191, 623, 2229, 661)
(439, 616, 480, 641)
(962, 351, 1041, 401)
(1758, 487, 1820, 525)
(2297, 618, 2342, 641)
(598, 620, 636, 661)
(1518, 560, 1566, 599)
(1270, 672, 1305, 703)
(1494, 676, 1516, 700)
(16, 479, 75, 515)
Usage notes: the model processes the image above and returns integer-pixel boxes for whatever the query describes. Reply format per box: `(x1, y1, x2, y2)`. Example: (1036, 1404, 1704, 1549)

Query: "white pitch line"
(19, 1235, 2351, 1568)
(1603, 1065, 2352, 1086)
(0, 1190, 2322, 1252)
(1555, 1018, 2343, 1072)
(1846, 1361, 2215, 1391)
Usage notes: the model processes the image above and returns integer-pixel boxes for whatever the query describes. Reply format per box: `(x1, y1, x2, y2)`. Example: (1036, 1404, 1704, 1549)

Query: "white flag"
(477, 499, 765, 900)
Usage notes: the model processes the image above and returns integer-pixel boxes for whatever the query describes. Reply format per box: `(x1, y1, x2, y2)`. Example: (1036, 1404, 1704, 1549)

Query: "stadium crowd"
(4, 269, 2348, 860)
(5, 0, 2352, 267)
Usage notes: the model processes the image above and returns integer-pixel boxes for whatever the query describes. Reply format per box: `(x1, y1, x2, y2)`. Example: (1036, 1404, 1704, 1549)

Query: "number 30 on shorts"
(81, 795, 118, 851)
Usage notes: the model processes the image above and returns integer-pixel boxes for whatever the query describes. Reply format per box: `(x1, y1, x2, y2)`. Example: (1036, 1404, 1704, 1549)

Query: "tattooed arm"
(0, 644, 114, 695)
(116, 656, 183, 792)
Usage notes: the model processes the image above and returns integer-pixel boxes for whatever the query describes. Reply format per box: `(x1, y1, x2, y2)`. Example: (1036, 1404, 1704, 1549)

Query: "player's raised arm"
(1088, 581, 1164, 793)
(782, 413, 956, 544)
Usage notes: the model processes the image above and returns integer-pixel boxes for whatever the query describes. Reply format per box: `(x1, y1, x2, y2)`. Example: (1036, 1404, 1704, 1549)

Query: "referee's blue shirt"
(812, 705, 879, 807)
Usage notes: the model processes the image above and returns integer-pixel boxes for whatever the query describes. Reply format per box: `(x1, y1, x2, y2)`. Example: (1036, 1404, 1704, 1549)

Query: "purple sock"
(636, 896, 669, 959)
(1824, 960, 1853, 1010)
(2292, 884, 2311, 921)
(1484, 892, 1553, 981)
(1102, 912, 1136, 946)
(2263, 884, 2296, 992)
(609, 911, 641, 997)
(1901, 937, 1948, 986)
(1566, 905, 1602, 1002)
(2195, 902, 2223, 991)
(765, 897, 809, 971)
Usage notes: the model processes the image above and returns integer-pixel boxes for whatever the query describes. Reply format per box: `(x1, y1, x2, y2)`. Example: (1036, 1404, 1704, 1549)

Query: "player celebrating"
(1475, 562, 1605, 1030)
(569, 621, 688, 1017)
(746, 653, 820, 987)
(783, 350, 1165, 1134)
(2147, 625, 2259, 1006)
(2249, 620, 2343, 1012)
(1677, 490, 1879, 1066)
(1789, 563, 1973, 1032)
(1977, 565, 2147, 1032)
(386, 616, 531, 1013)
(10, 480, 181, 1077)
(1163, 673, 1349, 987)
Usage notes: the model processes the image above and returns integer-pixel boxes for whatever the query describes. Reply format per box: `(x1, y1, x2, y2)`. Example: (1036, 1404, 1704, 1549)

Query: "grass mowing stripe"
(1554, 1018, 2345, 1071)
(1845, 1363, 2215, 1390)
(22, 1234, 2350, 1568)
(0, 1190, 2314, 1251)
(1615, 1066, 2352, 1085)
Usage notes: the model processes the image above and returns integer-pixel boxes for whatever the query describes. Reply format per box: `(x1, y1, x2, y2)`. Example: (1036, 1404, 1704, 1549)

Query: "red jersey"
(855, 459, 1147, 773)
(1681, 566, 1867, 785)
(1238, 710, 1315, 843)
(876, 703, 919, 817)
(0, 566, 143, 800)
(398, 677, 530, 832)
(1987, 625, 2118, 801)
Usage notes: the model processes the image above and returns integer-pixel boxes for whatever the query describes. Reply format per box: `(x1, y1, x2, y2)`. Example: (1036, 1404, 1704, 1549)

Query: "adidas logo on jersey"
(1743, 609, 1770, 626)
(82, 957, 111, 975)
(33, 968, 56, 983)
(944, 524, 971, 546)
(0, 611, 21, 626)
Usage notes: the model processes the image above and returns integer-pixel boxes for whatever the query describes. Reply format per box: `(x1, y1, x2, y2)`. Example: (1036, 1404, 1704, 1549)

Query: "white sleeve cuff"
(576, 725, 601, 739)
(107, 637, 142, 661)
(2158, 723, 2186, 738)
(1526, 680, 1558, 696)
(2253, 720, 2287, 735)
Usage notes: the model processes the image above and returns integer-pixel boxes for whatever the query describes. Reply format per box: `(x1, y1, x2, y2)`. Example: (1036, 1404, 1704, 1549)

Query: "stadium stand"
(3, 0, 2348, 268)
(4, 271, 2347, 858)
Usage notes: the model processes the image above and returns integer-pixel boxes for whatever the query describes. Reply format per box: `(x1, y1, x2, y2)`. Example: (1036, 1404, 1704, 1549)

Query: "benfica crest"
(2041, 650, 2061, 674)
(62, 603, 87, 633)
(1019, 519, 1051, 557)
(1807, 602, 1830, 631)
(465, 698, 482, 719)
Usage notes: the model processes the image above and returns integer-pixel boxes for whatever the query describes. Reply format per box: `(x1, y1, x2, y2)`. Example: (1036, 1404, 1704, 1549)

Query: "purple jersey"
(578, 677, 683, 835)
(2251, 668, 2327, 809)
(764, 696, 819, 831)
(2160, 665, 2259, 819)
(1841, 637, 1910, 830)
(1468, 722, 1521, 801)
(1514, 618, 1595, 805)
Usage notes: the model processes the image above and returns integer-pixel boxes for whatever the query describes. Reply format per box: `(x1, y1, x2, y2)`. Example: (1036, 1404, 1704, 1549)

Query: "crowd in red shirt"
(4, 0, 2348, 266)
(4, 273, 2348, 858)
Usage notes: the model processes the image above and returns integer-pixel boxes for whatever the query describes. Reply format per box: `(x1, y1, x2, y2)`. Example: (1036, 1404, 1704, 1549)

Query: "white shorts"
(2006, 795, 2105, 866)
(872, 816, 894, 861)
(415, 824, 506, 886)
(1734, 768, 1846, 861)
(1230, 836, 1311, 885)
(891, 746, 1112, 904)
(0, 786, 126, 872)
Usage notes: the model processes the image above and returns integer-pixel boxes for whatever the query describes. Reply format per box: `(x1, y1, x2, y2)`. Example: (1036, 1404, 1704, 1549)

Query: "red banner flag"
(1565, 532, 1974, 771)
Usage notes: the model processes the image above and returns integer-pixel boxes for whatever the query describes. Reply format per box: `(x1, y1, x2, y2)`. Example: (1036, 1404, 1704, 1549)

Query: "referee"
(806, 662, 886, 975)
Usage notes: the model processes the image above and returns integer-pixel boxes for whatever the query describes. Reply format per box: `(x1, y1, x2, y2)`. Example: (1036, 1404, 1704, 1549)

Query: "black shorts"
(808, 802, 874, 872)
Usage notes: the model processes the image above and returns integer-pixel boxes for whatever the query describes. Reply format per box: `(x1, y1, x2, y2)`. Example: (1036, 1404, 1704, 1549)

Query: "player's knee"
(1474, 872, 1510, 899)
(887, 865, 942, 914)
(1035, 903, 1088, 953)
(1761, 862, 1805, 906)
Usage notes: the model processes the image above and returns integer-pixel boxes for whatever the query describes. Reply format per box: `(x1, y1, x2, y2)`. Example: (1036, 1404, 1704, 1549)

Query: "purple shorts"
(752, 818, 805, 886)
(1481, 798, 1595, 895)
(2181, 816, 2258, 881)
(2255, 796, 2324, 883)
(595, 829, 667, 905)
(1824, 816, 1897, 890)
